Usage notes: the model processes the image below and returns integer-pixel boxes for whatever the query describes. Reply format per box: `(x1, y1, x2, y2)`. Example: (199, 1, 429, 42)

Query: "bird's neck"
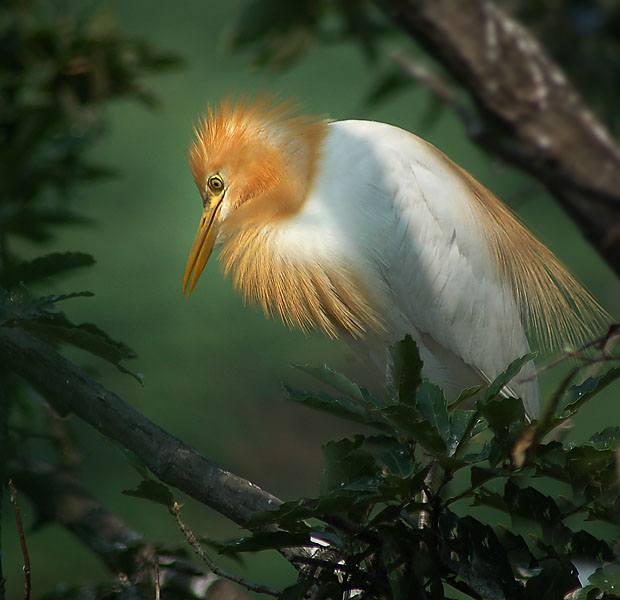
(218, 220, 383, 339)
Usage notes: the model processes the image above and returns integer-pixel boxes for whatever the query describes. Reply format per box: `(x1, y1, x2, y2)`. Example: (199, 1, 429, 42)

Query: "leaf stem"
(8, 480, 30, 600)
(170, 502, 280, 598)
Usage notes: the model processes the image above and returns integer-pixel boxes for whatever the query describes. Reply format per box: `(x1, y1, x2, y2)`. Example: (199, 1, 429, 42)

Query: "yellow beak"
(182, 199, 223, 296)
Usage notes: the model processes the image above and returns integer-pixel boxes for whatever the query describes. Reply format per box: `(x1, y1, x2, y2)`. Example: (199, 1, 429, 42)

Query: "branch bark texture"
(377, 0, 620, 275)
(0, 327, 281, 527)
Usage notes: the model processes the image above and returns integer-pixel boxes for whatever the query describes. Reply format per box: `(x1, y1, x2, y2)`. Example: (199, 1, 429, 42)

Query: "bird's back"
(290, 119, 605, 416)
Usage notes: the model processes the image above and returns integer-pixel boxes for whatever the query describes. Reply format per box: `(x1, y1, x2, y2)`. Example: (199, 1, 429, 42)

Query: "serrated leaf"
(246, 491, 383, 528)
(0, 284, 93, 322)
(223, 531, 313, 553)
(20, 315, 140, 383)
(557, 367, 620, 417)
(0, 252, 95, 286)
(284, 386, 389, 431)
(484, 352, 537, 402)
(588, 427, 620, 451)
(450, 384, 484, 411)
(416, 381, 451, 444)
(292, 363, 380, 407)
(386, 335, 423, 406)
(122, 479, 174, 508)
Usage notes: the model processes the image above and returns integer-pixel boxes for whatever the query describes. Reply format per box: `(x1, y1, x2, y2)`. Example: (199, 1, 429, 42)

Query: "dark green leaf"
(450, 384, 484, 411)
(588, 563, 620, 595)
(0, 285, 93, 323)
(20, 315, 140, 383)
(524, 558, 580, 600)
(588, 427, 620, 451)
(292, 363, 380, 407)
(284, 386, 388, 431)
(0, 252, 95, 286)
(416, 381, 451, 445)
(483, 352, 537, 402)
(321, 436, 380, 493)
(557, 367, 620, 417)
(386, 335, 423, 406)
(223, 531, 313, 553)
(122, 479, 174, 509)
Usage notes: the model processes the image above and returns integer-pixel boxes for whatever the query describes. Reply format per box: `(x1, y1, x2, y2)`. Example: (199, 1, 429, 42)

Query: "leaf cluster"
(0, 1, 179, 380)
(220, 337, 620, 599)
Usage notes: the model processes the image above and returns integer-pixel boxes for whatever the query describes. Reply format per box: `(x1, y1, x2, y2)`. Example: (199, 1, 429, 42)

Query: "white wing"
(321, 120, 539, 415)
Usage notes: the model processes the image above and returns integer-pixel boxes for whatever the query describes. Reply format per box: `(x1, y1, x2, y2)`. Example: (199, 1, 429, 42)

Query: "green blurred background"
(3, 0, 619, 596)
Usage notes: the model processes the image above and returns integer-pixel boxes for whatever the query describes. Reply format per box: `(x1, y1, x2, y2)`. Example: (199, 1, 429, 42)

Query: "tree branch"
(0, 326, 281, 527)
(8, 459, 252, 599)
(377, 0, 620, 275)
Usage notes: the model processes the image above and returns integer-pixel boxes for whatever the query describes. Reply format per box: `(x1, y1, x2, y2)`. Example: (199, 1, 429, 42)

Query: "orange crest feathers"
(188, 96, 328, 220)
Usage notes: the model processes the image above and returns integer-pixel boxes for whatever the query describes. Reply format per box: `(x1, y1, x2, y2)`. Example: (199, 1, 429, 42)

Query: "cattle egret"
(182, 98, 606, 418)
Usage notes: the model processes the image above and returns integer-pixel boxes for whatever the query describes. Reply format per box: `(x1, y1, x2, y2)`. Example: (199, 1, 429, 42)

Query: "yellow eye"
(207, 174, 225, 194)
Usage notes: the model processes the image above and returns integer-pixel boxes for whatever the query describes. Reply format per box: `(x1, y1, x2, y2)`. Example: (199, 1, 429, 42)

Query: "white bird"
(182, 97, 606, 418)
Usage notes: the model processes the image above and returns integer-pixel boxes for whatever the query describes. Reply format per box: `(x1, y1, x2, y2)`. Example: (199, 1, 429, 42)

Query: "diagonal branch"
(8, 459, 252, 599)
(0, 326, 281, 527)
(377, 0, 620, 275)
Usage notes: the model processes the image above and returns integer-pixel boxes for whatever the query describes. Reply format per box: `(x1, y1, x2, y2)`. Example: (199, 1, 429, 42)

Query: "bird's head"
(182, 97, 327, 295)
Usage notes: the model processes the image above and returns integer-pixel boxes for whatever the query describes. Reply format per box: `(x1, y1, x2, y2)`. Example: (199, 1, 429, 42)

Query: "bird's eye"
(207, 174, 225, 194)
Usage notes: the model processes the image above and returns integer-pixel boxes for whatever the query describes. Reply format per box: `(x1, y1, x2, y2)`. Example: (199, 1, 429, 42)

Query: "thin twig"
(170, 502, 280, 598)
(8, 480, 30, 600)
(517, 323, 620, 385)
(154, 554, 160, 600)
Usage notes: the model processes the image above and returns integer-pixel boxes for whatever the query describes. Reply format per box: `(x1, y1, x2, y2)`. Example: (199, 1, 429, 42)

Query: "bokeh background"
(3, 0, 619, 596)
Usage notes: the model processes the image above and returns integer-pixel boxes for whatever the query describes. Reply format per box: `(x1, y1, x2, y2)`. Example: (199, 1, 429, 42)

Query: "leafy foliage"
(0, 1, 178, 590)
(0, 1, 179, 370)
(224, 337, 620, 599)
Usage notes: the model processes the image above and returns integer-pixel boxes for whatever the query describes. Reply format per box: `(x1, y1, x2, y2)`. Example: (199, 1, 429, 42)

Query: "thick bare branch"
(377, 0, 620, 275)
(0, 326, 281, 527)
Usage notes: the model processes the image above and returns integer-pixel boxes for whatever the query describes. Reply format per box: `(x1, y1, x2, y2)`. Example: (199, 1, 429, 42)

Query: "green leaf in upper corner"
(284, 385, 389, 431)
(291, 363, 381, 407)
(0, 252, 95, 287)
(386, 335, 423, 406)
(588, 563, 620, 596)
(483, 352, 537, 403)
(556, 367, 620, 418)
(18, 312, 140, 383)
(122, 479, 174, 509)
